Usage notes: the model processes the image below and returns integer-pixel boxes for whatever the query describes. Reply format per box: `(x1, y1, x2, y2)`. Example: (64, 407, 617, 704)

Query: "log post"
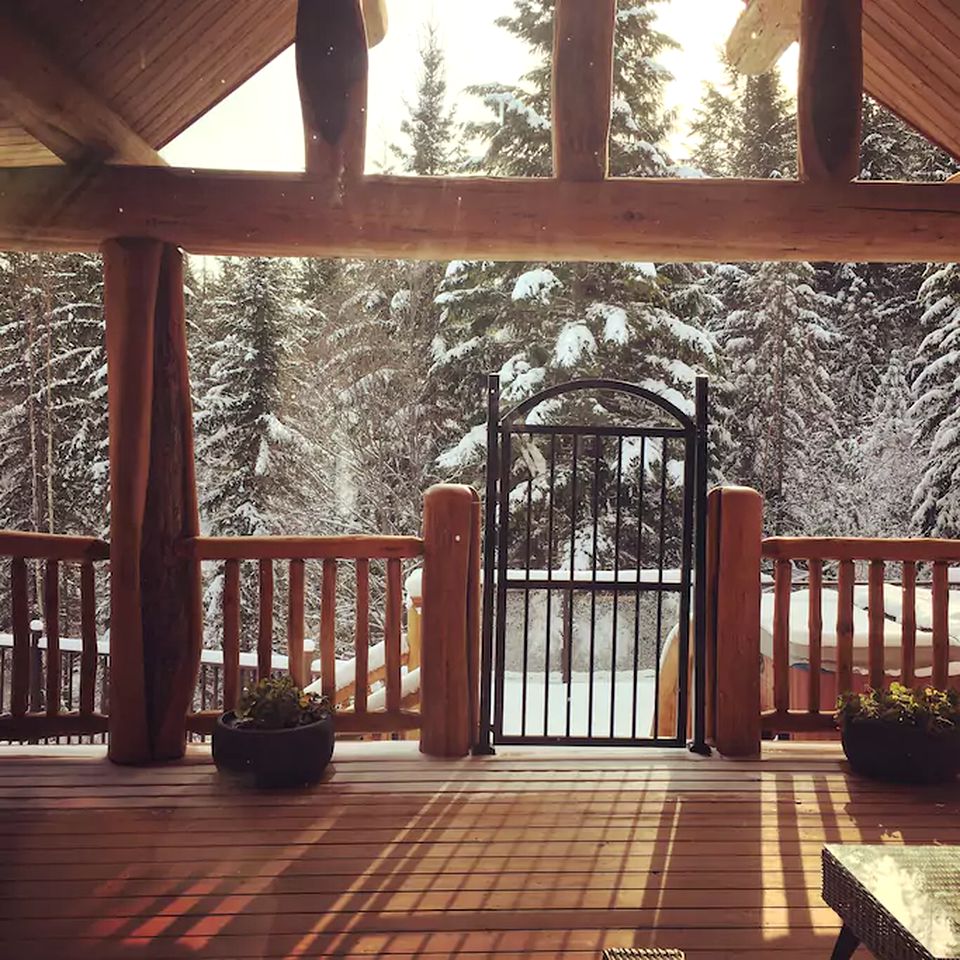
(709, 486, 764, 758)
(552, 0, 616, 181)
(419, 484, 479, 758)
(296, 0, 368, 193)
(798, 0, 863, 182)
(103, 239, 202, 764)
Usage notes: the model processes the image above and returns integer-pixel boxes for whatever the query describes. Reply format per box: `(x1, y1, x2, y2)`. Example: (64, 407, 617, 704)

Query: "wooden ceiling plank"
(866, 3, 960, 101)
(1, 166, 959, 263)
(0, 7, 164, 166)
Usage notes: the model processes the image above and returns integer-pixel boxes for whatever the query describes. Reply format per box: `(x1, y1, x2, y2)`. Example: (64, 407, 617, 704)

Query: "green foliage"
(838, 683, 960, 734)
(236, 676, 331, 730)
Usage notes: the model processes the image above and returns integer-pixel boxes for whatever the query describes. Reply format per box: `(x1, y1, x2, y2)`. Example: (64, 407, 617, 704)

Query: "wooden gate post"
(709, 486, 764, 758)
(419, 484, 481, 758)
(103, 239, 202, 764)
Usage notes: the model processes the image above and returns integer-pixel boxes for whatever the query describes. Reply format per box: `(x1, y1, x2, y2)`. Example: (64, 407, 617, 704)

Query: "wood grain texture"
(0, 740, 955, 960)
(10, 557, 30, 717)
(763, 536, 960, 562)
(932, 560, 949, 688)
(0, 530, 108, 561)
(320, 558, 337, 702)
(806, 559, 822, 712)
(42, 558, 60, 716)
(798, 0, 863, 182)
(79, 561, 97, 715)
(420, 485, 477, 758)
(773, 559, 792, 714)
(867, 559, 885, 688)
(286, 558, 306, 687)
(710, 487, 763, 757)
(836, 560, 855, 694)
(901, 560, 916, 687)
(257, 559, 274, 681)
(552, 0, 616, 181)
(222, 559, 241, 710)
(190, 534, 423, 561)
(4, 167, 960, 263)
(296, 0, 368, 186)
(384, 558, 402, 714)
(0, 6, 164, 165)
(354, 558, 370, 713)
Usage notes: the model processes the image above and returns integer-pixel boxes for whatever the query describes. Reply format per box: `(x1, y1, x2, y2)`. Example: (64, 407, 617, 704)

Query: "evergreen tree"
(390, 23, 459, 175)
(911, 263, 960, 537)
(716, 260, 838, 533)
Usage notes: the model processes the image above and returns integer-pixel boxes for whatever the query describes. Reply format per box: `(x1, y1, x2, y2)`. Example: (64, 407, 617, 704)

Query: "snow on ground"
(498, 669, 657, 739)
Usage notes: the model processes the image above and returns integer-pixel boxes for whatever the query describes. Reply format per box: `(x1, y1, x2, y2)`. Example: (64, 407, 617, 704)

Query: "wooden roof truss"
(0, 0, 958, 264)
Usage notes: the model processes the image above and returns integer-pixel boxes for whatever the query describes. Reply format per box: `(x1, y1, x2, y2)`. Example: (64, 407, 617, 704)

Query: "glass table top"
(825, 845, 960, 960)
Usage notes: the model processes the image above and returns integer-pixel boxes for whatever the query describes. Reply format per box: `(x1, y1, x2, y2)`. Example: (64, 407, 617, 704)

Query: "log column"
(552, 0, 617, 181)
(798, 0, 863, 182)
(103, 239, 202, 764)
(709, 486, 764, 758)
(419, 484, 481, 758)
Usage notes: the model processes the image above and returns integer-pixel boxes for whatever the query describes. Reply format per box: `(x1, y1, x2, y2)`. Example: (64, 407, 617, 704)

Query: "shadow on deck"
(1, 741, 958, 959)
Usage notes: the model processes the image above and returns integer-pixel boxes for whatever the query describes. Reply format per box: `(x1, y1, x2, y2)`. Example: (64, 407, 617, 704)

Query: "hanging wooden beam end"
(798, 0, 863, 183)
(552, 0, 617, 181)
(296, 0, 369, 194)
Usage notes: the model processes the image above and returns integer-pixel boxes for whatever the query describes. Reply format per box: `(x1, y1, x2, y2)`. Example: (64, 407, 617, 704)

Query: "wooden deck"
(1, 742, 958, 959)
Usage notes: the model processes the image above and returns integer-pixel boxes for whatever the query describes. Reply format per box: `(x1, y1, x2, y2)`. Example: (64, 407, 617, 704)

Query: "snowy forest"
(2, 0, 960, 644)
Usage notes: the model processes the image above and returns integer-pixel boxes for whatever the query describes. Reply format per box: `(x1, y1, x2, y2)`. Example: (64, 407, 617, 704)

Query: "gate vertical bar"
(690, 375, 711, 755)
(493, 426, 512, 741)
(474, 374, 500, 755)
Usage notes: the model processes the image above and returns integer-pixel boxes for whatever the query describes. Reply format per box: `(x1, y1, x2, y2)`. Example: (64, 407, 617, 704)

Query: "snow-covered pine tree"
(716, 260, 838, 534)
(390, 22, 460, 176)
(431, 1, 717, 570)
(911, 263, 960, 538)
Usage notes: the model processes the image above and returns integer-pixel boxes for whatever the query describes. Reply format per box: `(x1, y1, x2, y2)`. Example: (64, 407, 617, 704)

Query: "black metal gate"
(476, 376, 709, 752)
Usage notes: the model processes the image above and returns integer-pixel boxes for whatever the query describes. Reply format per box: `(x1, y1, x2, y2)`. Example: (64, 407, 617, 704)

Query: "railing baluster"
(901, 560, 916, 687)
(320, 558, 337, 703)
(79, 561, 97, 715)
(287, 558, 306, 688)
(773, 558, 791, 714)
(385, 558, 402, 714)
(807, 559, 822, 712)
(223, 559, 240, 709)
(836, 560, 855, 695)
(11, 558, 30, 717)
(932, 561, 949, 689)
(354, 559, 370, 713)
(257, 559, 273, 681)
(43, 559, 61, 716)
(868, 559, 885, 689)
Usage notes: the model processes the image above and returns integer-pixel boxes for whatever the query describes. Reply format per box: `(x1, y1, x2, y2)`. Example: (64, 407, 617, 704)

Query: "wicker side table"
(601, 951, 685, 959)
(822, 845, 960, 960)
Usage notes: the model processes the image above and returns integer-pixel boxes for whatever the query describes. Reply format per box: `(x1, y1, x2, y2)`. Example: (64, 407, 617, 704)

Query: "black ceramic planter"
(841, 718, 960, 784)
(213, 712, 335, 788)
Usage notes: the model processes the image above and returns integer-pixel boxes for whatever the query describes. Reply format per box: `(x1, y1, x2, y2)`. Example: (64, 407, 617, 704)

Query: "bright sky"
(162, 0, 798, 172)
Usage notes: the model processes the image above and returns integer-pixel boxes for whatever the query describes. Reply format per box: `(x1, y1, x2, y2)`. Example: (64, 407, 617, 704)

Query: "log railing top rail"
(762, 537, 960, 563)
(0, 530, 109, 562)
(188, 534, 423, 561)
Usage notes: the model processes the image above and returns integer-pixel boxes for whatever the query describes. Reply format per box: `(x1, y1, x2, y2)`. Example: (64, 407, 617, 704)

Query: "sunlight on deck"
(2, 741, 958, 959)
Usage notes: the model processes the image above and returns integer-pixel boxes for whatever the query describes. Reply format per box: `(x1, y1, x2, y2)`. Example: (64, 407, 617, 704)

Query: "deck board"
(0, 742, 957, 959)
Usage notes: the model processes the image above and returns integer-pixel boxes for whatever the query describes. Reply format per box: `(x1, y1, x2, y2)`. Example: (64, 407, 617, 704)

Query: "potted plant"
(837, 683, 960, 784)
(213, 676, 334, 788)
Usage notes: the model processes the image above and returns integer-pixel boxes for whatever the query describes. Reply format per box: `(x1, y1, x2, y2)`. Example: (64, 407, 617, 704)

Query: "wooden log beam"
(362, 0, 388, 48)
(0, 8, 165, 166)
(296, 0, 368, 188)
(552, 0, 616, 181)
(2, 166, 960, 263)
(727, 0, 800, 76)
(104, 239, 202, 764)
(798, 0, 863, 183)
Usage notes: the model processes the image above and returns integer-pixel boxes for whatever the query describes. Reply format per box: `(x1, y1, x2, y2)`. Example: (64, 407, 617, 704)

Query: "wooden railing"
(183, 535, 425, 737)
(761, 537, 960, 735)
(0, 530, 110, 740)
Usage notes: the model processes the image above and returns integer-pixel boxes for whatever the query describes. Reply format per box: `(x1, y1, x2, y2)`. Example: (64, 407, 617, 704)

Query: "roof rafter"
(727, 0, 800, 76)
(0, 8, 165, 167)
